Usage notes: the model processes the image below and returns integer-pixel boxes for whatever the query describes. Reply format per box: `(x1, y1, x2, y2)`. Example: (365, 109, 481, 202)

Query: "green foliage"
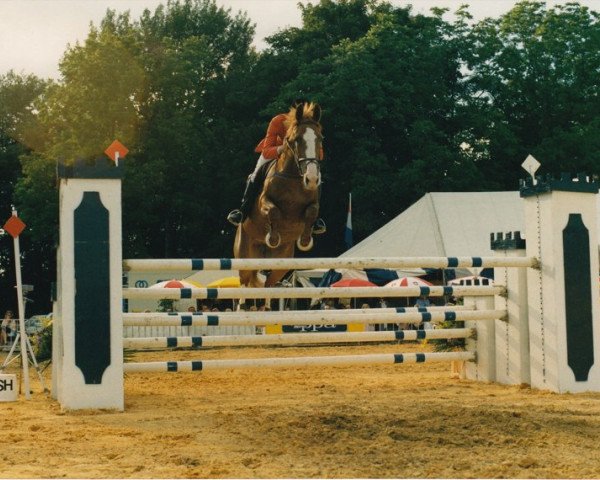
(0, 72, 50, 314)
(430, 320, 466, 352)
(157, 299, 175, 312)
(33, 323, 53, 362)
(276, 2, 485, 251)
(463, 1, 600, 186)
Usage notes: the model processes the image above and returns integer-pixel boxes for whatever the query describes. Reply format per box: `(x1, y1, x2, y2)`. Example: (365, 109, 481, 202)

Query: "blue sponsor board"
(282, 324, 348, 333)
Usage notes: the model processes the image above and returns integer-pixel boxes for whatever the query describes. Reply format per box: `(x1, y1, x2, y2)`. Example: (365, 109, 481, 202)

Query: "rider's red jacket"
(255, 112, 324, 160)
(254, 114, 287, 160)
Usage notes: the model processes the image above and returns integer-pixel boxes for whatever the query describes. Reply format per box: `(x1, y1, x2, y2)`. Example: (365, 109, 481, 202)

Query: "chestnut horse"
(234, 102, 323, 288)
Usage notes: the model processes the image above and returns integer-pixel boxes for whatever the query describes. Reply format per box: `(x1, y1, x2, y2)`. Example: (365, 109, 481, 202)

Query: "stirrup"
(227, 209, 243, 226)
(312, 218, 326, 235)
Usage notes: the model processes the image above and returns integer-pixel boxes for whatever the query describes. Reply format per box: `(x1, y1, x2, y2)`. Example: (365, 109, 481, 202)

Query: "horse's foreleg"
(297, 202, 319, 251)
(261, 197, 282, 248)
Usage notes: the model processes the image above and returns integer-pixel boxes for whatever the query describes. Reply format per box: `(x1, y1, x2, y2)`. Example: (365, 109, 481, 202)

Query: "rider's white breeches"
(250, 154, 270, 181)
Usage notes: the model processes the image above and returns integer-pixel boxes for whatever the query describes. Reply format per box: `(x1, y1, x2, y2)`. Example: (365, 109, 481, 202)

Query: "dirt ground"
(3, 342, 600, 479)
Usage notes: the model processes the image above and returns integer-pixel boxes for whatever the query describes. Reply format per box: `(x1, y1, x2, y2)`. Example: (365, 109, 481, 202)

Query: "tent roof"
(341, 191, 525, 258)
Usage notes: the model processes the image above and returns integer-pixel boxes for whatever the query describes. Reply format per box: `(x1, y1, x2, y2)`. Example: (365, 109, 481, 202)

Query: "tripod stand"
(0, 328, 48, 394)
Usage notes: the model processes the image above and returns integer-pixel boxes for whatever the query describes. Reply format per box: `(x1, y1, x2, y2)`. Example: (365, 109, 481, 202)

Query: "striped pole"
(123, 285, 505, 300)
(123, 305, 473, 324)
(123, 350, 476, 373)
(122, 309, 506, 327)
(123, 328, 474, 350)
(123, 256, 537, 272)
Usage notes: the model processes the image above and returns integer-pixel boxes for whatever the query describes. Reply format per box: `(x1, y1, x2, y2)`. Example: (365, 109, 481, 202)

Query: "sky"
(0, 0, 597, 79)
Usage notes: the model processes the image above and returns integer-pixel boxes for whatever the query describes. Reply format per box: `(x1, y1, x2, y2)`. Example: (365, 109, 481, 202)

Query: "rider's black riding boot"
(227, 176, 258, 226)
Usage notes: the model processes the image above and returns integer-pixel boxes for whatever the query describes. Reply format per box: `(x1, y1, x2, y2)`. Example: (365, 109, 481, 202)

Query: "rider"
(226, 98, 326, 234)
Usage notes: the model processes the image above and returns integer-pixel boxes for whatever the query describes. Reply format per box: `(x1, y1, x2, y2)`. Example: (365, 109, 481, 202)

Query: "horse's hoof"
(296, 236, 314, 251)
(265, 232, 281, 248)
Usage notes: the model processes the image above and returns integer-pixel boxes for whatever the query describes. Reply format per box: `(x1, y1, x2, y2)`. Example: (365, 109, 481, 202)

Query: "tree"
(464, 1, 600, 185)
(15, 0, 259, 263)
(267, 3, 481, 251)
(0, 72, 49, 314)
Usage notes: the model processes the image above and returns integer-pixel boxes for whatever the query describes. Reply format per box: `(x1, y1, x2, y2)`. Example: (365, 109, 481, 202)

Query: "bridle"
(281, 122, 322, 177)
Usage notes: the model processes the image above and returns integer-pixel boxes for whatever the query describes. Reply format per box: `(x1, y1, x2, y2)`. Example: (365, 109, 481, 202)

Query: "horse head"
(281, 102, 323, 191)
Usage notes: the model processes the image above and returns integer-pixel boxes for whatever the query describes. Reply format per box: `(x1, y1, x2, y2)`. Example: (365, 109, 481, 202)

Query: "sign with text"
(0, 374, 17, 402)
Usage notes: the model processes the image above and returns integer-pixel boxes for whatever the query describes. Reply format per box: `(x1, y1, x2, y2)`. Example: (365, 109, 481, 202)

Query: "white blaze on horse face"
(302, 127, 320, 190)
(303, 127, 318, 160)
(304, 162, 320, 190)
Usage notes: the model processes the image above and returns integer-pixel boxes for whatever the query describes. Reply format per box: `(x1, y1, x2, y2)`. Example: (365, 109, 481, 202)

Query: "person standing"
(1, 310, 14, 346)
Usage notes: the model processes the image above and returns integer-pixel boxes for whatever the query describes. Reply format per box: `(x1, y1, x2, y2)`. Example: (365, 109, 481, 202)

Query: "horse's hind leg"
(297, 202, 319, 251)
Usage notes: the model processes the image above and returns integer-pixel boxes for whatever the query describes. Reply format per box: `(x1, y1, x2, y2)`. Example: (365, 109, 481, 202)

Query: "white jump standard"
(53, 157, 600, 410)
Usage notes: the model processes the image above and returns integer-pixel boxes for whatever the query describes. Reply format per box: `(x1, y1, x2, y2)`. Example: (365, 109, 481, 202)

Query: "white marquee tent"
(341, 190, 600, 268)
(341, 191, 525, 259)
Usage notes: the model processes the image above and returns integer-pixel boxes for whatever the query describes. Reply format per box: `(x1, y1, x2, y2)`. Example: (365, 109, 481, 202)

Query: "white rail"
(123, 285, 505, 300)
(123, 256, 537, 272)
(122, 309, 505, 327)
(123, 351, 476, 372)
(123, 328, 474, 349)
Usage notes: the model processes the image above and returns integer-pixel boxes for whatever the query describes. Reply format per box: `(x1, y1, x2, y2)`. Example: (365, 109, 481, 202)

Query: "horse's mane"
(284, 102, 321, 138)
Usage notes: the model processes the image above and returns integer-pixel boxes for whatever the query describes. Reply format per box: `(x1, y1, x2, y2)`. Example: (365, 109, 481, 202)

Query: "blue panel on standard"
(563, 213, 595, 381)
(74, 191, 111, 385)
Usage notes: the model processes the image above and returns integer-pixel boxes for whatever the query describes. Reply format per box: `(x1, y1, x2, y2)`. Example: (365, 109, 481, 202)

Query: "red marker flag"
(105, 140, 129, 164)
(3, 214, 26, 238)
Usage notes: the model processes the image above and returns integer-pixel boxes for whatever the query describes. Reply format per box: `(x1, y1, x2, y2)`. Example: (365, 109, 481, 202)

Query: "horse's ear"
(295, 102, 305, 123)
(313, 104, 321, 123)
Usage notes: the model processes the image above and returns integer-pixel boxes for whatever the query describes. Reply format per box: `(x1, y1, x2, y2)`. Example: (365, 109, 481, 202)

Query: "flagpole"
(344, 192, 353, 251)
(12, 208, 31, 399)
